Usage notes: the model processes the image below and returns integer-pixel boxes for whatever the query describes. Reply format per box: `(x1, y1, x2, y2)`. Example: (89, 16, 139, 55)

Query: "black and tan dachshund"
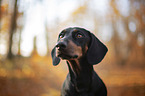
(51, 27, 108, 96)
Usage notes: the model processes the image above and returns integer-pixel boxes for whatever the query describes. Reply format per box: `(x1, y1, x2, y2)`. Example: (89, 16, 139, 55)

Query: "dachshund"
(51, 27, 108, 96)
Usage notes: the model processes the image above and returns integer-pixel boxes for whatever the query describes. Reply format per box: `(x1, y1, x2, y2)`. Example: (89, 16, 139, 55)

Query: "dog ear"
(51, 47, 60, 66)
(87, 33, 108, 65)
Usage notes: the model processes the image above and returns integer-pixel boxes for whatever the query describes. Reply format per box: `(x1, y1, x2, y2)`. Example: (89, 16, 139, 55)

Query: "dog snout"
(56, 42, 67, 50)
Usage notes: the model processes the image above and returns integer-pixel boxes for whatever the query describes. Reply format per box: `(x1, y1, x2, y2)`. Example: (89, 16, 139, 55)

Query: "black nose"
(56, 42, 67, 49)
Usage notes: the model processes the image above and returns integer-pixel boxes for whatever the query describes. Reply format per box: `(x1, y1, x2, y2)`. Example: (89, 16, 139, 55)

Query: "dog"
(51, 27, 108, 96)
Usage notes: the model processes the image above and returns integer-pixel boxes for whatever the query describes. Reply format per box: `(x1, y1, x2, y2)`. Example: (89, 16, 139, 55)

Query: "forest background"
(0, 0, 145, 96)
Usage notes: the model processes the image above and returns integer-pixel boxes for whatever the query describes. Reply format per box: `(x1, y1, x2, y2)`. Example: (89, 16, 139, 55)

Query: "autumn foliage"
(0, 0, 145, 96)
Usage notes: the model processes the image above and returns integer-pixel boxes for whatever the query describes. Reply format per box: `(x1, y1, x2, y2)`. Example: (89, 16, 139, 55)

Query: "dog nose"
(56, 42, 67, 49)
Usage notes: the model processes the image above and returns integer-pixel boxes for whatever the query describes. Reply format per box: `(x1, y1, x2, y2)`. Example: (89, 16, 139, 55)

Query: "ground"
(0, 55, 145, 96)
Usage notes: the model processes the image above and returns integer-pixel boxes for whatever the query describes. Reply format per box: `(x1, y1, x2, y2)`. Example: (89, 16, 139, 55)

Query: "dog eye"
(76, 33, 83, 38)
(59, 34, 64, 39)
(60, 35, 64, 39)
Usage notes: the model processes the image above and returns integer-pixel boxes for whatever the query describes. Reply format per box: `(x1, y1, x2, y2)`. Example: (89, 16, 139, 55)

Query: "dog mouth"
(56, 50, 78, 59)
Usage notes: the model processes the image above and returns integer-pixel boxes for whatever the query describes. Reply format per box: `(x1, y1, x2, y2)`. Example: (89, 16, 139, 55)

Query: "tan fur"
(67, 40, 82, 59)
(73, 29, 77, 32)
(68, 60, 81, 75)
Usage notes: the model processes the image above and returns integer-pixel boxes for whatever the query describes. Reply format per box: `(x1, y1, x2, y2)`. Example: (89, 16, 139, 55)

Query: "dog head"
(51, 27, 108, 66)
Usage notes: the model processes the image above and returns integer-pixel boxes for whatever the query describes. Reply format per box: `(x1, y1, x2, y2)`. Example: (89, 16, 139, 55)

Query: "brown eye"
(59, 34, 64, 39)
(76, 34, 83, 38)
(60, 35, 63, 39)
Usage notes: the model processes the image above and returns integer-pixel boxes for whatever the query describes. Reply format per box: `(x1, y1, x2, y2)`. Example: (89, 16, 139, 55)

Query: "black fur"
(51, 27, 108, 96)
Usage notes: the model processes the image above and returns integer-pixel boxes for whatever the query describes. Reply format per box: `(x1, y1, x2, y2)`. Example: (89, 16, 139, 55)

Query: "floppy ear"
(51, 47, 60, 66)
(87, 33, 108, 65)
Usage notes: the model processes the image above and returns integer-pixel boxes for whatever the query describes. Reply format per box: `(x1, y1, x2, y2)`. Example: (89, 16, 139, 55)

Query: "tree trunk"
(45, 22, 49, 56)
(0, 0, 2, 32)
(18, 30, 22, 55)
(7, 0, 18, 59)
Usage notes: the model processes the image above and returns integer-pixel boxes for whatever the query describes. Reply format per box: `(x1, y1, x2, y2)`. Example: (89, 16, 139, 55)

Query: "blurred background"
(0, 0, 145, 96)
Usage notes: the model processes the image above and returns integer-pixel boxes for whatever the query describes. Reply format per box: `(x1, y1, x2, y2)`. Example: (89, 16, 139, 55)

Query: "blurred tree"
(110, 0, 129, 65)
(0, 0, 144, 67)
(0, 0, 1, 17)
(7, 0, 18, 59)
(17, 29, 22, 56)
(0, 0, 2, 32)
(45, 21, 49, 56)
(32, 36, 38, 56)
(110, 0, 145, 66)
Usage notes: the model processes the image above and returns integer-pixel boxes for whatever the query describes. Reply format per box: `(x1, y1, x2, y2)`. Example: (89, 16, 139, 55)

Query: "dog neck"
(66, 56, 93, 92)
